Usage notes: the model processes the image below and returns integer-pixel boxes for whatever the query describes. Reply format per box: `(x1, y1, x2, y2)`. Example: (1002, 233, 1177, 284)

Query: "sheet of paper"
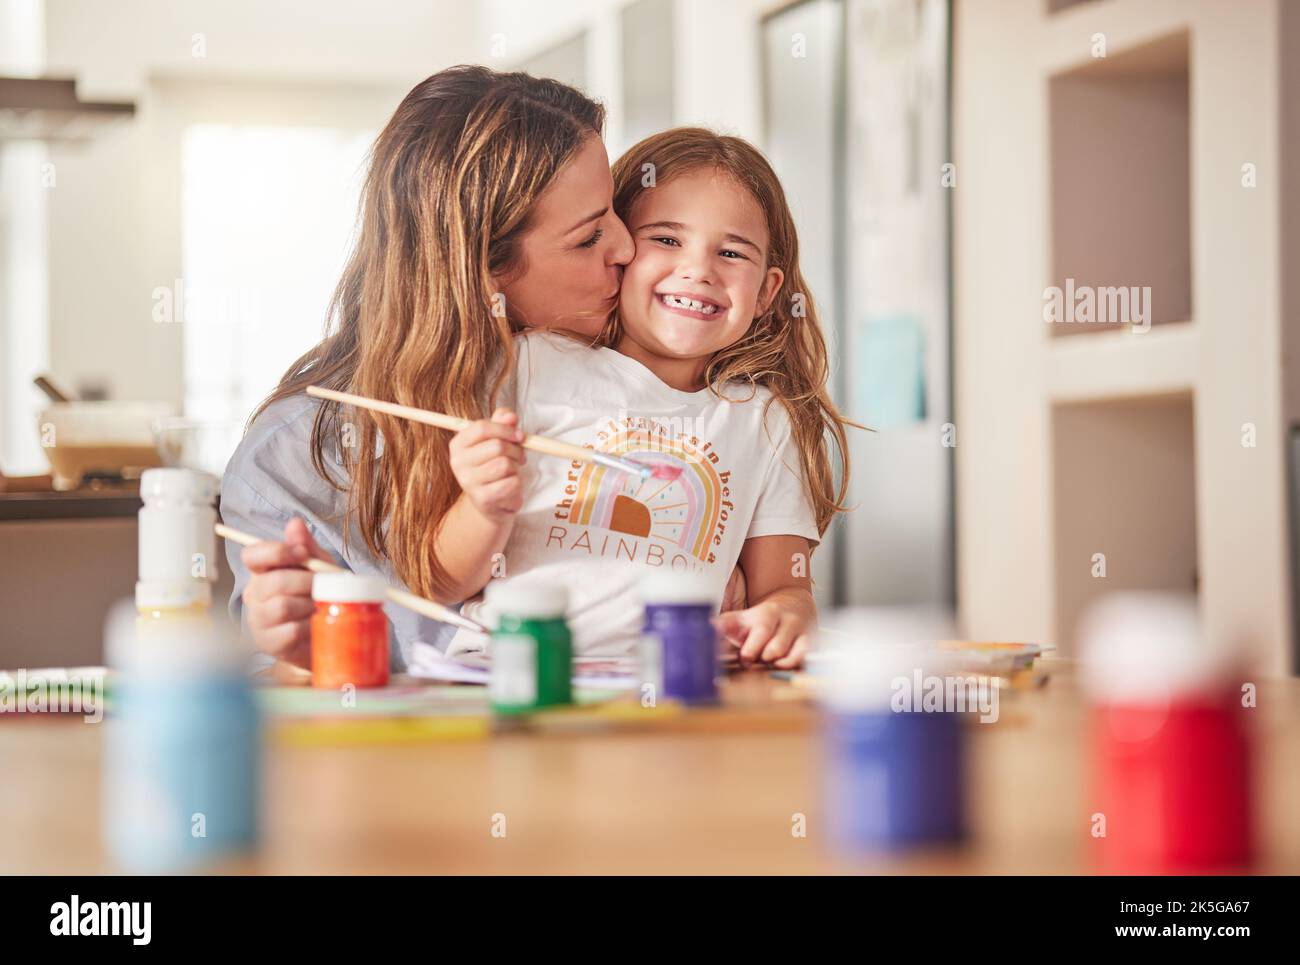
(407, 640, 641, 691)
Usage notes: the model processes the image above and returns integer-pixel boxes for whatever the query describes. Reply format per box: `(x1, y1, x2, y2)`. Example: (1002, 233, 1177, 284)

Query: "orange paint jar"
(310, 573, 390, 689)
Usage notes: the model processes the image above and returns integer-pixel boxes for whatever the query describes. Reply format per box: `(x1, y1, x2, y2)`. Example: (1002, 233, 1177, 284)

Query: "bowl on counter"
(37, 401, 177, 490)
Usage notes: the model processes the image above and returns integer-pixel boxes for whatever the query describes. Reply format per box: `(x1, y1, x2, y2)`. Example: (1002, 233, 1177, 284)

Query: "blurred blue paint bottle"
(640, 571, 719, 704)
(819, 611, 966, 852)
(102, 602, 261, 872)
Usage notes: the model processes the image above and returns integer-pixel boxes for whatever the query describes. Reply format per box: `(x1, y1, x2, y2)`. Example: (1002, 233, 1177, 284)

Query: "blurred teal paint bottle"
(102, 602, 261, 872)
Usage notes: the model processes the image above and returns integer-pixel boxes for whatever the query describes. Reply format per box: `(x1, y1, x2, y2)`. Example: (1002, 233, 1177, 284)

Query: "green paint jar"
(489, 583, 572, 714)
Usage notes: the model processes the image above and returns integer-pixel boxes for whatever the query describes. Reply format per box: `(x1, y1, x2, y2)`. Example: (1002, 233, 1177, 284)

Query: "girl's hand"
(448, 408, 527, 520)
(240, 517, 335, 668)
(714, 598, 812, 670)
(717, 535, 816, 669)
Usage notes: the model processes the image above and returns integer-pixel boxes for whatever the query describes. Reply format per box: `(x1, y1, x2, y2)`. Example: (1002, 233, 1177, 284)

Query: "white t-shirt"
(445, 331, 819, 658)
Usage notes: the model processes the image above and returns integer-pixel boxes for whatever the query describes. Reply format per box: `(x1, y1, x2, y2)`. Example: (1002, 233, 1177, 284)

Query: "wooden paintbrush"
(306, 385, 682, 481)
(215, 522, 488, 635)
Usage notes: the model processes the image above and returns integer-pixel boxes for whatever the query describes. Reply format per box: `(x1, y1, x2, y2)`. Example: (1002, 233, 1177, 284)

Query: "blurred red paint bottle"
(1080, 593, 1253, 875)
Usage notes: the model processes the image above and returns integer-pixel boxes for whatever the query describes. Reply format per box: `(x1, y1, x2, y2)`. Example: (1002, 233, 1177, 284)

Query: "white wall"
(486, 0, 771, 153)
(45, 0, 486, 98)
(668, 0, 767, 141)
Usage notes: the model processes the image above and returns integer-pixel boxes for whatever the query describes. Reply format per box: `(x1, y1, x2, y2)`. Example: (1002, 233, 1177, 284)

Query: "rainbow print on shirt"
(558, 424, 725, 564)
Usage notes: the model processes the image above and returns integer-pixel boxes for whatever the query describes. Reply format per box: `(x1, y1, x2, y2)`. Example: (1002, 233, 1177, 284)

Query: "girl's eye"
(720, 249, 745, 260)
(579, 228, 604, 249)
(650, 236, 680, 247)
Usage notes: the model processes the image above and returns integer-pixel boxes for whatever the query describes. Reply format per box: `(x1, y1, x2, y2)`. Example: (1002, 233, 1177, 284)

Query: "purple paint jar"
(639, 571, 718, 704)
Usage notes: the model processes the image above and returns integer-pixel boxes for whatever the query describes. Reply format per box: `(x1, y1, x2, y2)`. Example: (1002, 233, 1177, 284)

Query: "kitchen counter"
(0, 483, 235, 668)
(0, 488, 142, 522)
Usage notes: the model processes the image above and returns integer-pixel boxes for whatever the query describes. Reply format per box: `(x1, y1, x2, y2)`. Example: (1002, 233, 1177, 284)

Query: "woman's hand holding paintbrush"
(236, 517, 339, 669)
(222, 519, 488, 673)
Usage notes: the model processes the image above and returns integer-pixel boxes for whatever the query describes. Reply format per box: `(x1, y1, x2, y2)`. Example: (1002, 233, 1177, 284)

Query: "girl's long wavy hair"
(252, 66, 605, 599)
(607, 128, 853, 537)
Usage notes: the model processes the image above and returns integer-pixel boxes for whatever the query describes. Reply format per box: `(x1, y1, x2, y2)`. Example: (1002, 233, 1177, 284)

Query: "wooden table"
(3, 660, 1299, 874)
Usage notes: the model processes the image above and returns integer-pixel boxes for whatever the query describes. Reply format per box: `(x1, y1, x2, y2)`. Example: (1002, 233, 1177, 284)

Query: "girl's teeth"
(662, 294, 717, 314)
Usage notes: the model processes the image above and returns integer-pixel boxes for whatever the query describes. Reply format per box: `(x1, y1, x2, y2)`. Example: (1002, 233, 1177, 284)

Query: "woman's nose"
(606, 215, 634, 267)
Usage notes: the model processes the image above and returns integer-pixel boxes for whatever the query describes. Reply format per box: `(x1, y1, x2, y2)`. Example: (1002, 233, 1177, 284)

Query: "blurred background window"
(180, 123, 372, 438)
(0, 0, 49, 475)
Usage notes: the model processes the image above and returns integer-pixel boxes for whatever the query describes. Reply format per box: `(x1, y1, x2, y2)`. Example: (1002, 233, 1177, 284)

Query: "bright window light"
(180, 124, 373, 443)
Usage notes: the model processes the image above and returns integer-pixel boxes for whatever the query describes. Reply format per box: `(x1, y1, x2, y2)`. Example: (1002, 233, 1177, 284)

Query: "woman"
(221, 66, 635, 671)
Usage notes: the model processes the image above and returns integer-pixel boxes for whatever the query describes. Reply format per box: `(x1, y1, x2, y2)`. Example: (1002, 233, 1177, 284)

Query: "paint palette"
(800, 640, 1053, 694)
(936, 641, 1047, 673)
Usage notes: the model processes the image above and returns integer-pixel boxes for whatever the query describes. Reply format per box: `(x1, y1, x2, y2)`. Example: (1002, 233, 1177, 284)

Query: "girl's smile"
(653, 290, 730, 319)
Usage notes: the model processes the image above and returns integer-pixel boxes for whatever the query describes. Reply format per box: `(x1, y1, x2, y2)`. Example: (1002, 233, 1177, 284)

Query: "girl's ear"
(755, 267, 785, 318)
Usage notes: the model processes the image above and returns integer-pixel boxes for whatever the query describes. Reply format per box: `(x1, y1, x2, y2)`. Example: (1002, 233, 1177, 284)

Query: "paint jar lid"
(814, 607, 957, 713)
(140, 467, 218, 504)
(488, 581, 567, 621)
(312, 572, 387, 604)
(638, 569, 715, 606)
(1079, 592, 1239, 702)
(136, 579, 212, 610)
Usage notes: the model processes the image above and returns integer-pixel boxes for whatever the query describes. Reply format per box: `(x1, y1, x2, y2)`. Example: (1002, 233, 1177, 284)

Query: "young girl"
(442, 128, 852, 668)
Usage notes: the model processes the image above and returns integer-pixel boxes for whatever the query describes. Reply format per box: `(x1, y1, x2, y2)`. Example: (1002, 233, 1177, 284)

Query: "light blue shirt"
(219, 394, 458, 670)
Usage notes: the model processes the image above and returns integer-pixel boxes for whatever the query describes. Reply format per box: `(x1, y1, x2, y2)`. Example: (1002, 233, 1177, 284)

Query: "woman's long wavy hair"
(607, 128, 853, 537)
(252, 66, 605, 599)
